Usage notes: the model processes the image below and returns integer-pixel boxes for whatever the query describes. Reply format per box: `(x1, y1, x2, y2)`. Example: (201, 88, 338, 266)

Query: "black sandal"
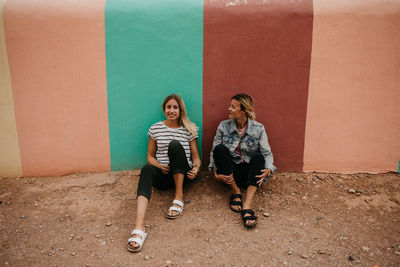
(241, 209, 258, 228)
(229, 194, 243, 213)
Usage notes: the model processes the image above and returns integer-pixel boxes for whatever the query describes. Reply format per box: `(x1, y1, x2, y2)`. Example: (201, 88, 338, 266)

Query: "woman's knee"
(250, 153, 265, 164)
(213, 143, 228, 155)
(168, 140, 183, 153)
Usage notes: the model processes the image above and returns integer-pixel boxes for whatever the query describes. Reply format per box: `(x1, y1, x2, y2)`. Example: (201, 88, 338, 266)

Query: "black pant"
(137, 140, 191, 200)
(213, 144, 265, 188)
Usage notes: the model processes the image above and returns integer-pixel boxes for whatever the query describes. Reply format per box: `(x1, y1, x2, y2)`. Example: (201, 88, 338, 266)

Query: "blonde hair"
(231, 93, 256, 120)
(162, 94, 199, 136)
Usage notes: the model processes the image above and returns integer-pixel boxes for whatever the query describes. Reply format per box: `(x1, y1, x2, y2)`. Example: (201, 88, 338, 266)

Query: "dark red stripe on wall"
(203, 0, 313, 171)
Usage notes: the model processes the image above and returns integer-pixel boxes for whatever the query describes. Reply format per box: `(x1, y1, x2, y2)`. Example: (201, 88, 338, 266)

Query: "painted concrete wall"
(0, 0, 22, 177)
(0, 0, 399, 177)
(203, 0, 313, 171)
(105, 0, 203, 171)
(3, 0, 111, 177)
(304, 0, 400, 173)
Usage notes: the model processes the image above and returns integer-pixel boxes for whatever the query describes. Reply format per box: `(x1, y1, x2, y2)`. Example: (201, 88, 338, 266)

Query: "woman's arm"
(147, 137, 170, 174)
(187, 139, 201, 179)
(259, 126, 276, 173)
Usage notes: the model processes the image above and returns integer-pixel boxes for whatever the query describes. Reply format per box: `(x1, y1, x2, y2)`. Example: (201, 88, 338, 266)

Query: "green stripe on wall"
(105, 0, 203, 171)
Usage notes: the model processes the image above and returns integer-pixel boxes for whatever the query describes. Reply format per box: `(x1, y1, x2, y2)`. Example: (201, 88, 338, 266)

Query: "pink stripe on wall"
(304, 0, 400, 173)
(4, 0, 110, 176)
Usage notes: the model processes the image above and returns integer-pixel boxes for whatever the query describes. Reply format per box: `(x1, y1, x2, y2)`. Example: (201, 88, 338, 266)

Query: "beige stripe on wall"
(0, 0, 22, 178)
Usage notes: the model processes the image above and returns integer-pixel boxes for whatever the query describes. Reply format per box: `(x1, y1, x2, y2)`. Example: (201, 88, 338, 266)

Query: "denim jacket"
(209, 118, 276, 173)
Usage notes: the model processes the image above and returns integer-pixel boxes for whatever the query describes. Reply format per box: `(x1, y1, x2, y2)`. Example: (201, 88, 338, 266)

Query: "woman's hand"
(255, 168, 271, 187)
(187, 166, 199, 180)
(213, 169, 234, 184)
(159, 164, 170, 174)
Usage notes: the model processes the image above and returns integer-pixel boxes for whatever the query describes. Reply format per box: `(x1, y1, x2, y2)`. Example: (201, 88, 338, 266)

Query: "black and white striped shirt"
(148, 121, 198, 166)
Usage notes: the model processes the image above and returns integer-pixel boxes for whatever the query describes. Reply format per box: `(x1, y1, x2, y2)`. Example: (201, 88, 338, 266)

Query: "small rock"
(77, 237, 83, 241)
(6, 201, 10, 205)
(301, 196, 308, 200)
(105, 222, 112, 227)
(301, 254, 308, 259)
(71, 252, 76, 256)
(48, 252, 53, 256)
(184, 199, 191, 204)
(263, 213, 270, 218)
(394, 251, 400, 255)
(288, 249, 293, 255)
(20, 215, 26, 219)
(166, 260, 172, 266)
(99, 241, 106, 246)
(68, 234, 74, 240)
(296, 178, 303, 182)
(144, 255, 150, 260)
(186, 260, 193, 263)
(95, 234, 100, 238)
(317, 250, 325, 254)
(0, 200, 2, 204)
(356, 189, 363, 194)
(348, 189, 356, 194)
(362, 246, 369, 252)
(316, 216, 323, 220)
(348, 255, 355, 261)
(59, 218, 64, 222)
(145, 224, 151, 228)
(257, 206, 264, 212)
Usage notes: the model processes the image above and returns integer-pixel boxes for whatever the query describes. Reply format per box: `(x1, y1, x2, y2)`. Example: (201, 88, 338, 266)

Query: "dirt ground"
(0, 170, 399, 267)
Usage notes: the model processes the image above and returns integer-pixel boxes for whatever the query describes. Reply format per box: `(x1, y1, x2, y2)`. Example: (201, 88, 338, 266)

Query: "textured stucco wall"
(0, 0, 399, 177)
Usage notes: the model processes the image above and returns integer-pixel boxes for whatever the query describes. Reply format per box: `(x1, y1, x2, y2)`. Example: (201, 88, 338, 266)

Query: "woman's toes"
(129, 241, 139, 248)
(129, 234, 140, 248)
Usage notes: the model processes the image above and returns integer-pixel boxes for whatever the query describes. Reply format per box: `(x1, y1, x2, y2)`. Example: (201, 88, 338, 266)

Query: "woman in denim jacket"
(209, 93, 276, 228)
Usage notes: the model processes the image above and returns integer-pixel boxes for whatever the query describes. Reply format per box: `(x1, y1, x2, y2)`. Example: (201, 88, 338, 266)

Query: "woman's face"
(228, 99, 246, 120)
(164, 98, 180, 122)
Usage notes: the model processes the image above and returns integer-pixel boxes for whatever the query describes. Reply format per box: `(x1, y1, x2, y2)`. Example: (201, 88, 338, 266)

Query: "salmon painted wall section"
(203, 0, 313, 171)
(3, 0, 110, 176)
(105, 0, 203, 171)
(0, 0, 22, 178)
(304, 0, 400, 173)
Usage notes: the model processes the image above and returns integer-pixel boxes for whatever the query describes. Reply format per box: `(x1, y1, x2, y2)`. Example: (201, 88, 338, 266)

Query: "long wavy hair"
(231, 93, 256, 120)
(162, 94, 198, 136)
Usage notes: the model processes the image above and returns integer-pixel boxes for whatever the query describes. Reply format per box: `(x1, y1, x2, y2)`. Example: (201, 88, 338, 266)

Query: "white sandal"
(166, 199, 184, 219)
(127, 229, 147, 252)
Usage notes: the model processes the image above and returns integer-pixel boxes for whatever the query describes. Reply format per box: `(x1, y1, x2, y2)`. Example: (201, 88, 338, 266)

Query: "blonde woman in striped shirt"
(127, 94, 201, 252)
